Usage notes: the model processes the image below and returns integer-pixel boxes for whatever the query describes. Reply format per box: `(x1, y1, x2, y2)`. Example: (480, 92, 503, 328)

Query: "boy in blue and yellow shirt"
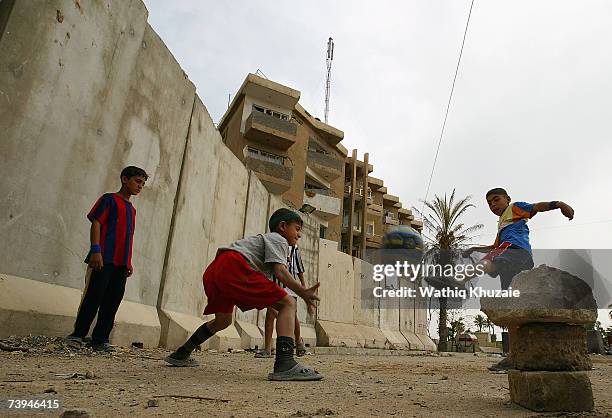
(466, 187, 574, 290)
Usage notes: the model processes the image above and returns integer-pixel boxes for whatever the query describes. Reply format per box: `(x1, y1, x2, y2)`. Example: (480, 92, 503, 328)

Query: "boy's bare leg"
(294, 315, 301, 345)
(165, 312, 232, 365)
(263, 308, 277, 354)
(270, 295, 298, 372)
(273, 295, 295, 337)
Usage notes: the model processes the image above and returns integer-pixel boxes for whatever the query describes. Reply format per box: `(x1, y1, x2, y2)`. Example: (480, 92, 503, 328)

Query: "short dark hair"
(486, 187, 508, 198)
(121, 166, 148, 180)
(268, 208, 302, 232)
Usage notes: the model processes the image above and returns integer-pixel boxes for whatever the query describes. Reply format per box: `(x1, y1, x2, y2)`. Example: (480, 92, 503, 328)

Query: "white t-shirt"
(219, 232, 289, 280)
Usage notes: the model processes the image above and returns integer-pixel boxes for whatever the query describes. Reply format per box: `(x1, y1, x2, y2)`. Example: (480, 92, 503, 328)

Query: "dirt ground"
(1, 337, 610, 418)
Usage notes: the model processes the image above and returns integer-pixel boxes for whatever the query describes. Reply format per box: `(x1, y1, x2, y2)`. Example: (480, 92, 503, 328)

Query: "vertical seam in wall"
(241, 170, 252, 238)
(0, 0, 16, 44)
(155, 93, 198, 346)
(235, 169, 253, 323)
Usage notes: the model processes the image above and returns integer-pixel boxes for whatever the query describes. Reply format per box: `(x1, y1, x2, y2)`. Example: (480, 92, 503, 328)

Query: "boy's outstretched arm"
(463, 244, 495, 256)
(532, 201, 574, 220)
(272, 264, 319, 313)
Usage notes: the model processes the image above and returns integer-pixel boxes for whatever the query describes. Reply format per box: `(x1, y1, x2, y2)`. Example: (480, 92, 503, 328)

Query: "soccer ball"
(382, 225, 424, 251)
(381, 225, 424, 265)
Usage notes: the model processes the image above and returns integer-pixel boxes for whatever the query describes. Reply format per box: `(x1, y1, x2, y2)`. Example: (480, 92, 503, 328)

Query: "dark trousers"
(71, 265, 127, 344)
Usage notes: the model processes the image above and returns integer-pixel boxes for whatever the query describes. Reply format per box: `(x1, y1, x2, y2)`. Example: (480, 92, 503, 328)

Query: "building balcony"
(410, 219, 424, 230)
(398, 207, 412, 219)
(366, 233, 383, 248)
(307, 150, 343, 181)
(367, 202, 383, 215)
(244, 111, 297, 150)
(303, 189, 341, 221)
(383, 193, 399, 205)
(245, 156, 293, 194)
(367, 176, 384, 189)
(383, 193, 401, 208)
(383, 215, 399, 226)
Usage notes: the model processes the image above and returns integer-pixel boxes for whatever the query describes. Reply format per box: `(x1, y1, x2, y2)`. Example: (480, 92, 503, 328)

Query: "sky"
(143, 0, 611, 328)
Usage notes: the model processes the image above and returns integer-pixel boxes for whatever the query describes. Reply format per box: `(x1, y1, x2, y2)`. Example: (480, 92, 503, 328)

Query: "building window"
(367, 223, 375, 235)
(320, 225, 327, 239)
(246, 147, 285, 166)
(252, 104, 289, 121)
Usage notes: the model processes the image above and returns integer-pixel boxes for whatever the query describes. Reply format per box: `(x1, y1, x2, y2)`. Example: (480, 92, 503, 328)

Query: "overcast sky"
(144, 0, 611, 326)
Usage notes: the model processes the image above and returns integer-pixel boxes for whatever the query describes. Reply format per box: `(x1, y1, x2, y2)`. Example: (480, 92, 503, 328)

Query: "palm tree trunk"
(438, 297, 448, 351)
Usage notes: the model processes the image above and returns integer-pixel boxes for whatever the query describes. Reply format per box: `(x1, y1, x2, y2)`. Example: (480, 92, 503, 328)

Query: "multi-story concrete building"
(218, 74, 347, 244)
(341, 153, 423, 257)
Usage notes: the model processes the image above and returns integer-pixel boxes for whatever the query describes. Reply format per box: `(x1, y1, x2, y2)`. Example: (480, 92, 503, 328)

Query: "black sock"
(175, 323, 214, 358)
(274, 336, 298, 373)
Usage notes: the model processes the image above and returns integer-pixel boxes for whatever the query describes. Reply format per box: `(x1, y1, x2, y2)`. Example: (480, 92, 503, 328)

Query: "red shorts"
(481, 242, 512, 262)
(202, 250, 287, 315)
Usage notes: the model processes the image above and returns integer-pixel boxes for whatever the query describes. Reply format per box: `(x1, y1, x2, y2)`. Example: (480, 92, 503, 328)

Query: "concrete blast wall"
(316, 241, 436, 351)
(0, 0, 195, 347)
(0, 0, 433, 352)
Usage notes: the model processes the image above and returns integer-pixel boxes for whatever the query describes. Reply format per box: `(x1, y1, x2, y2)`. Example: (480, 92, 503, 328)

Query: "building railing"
(248, 109, 297, 136)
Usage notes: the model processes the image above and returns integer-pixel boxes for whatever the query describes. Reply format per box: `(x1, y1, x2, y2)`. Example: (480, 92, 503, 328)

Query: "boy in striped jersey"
(66, 166, 148, 352)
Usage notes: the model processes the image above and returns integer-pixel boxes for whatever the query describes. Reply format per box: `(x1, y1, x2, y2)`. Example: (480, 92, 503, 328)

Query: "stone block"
(508, 370, 594, 412)
(513, 323, 591, 371)
(481, 265, 597, 327)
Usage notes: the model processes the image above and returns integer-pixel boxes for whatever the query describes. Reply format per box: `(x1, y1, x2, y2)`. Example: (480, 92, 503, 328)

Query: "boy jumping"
(67, 166, 148, 352)
(164, 208, 323, 381)
(465, 187, 574, 370)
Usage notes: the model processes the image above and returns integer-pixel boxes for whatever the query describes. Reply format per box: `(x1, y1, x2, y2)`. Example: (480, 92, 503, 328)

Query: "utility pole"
(324, 37, 334, 124)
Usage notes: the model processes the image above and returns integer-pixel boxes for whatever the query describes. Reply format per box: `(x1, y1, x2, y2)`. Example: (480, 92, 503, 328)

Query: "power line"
(420, 0, 475, 218)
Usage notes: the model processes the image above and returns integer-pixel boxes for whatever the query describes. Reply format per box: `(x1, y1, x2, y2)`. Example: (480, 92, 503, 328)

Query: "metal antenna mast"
(324, 37, 334, 124)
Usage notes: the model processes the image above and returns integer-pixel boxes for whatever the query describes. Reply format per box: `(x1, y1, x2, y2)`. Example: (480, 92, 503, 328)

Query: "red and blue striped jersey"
(87, 193, 136, 268)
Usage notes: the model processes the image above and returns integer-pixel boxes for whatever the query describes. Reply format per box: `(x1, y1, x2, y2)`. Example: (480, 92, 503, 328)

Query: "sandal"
(254, 350, 272, 358)
(164, 354, 199, 367)
(296, 342, 307, 357)
(267, 363, 323, 381)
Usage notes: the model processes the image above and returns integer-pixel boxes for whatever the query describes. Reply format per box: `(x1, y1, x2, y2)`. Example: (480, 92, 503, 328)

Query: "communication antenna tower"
(324, 37, 334, 124)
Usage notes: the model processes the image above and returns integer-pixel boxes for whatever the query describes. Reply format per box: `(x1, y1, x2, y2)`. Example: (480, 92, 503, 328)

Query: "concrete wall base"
(416, 334, 437, 351)
(235, 320, 263, 349)
(355, 325, 387, 349)
(300, 325, 317, 348)
(381, 329, 411, 350)
(316, 320, 364, 347)
(0, 274, 160, 348)
(400, 331, 426, 350)
(208, 325, 242, 352)
(159, 309, 204, 350)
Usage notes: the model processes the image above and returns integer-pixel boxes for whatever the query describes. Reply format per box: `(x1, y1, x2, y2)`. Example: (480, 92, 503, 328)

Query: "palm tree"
(415, 189, 483, 351)
(474, 314, 486, 333)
